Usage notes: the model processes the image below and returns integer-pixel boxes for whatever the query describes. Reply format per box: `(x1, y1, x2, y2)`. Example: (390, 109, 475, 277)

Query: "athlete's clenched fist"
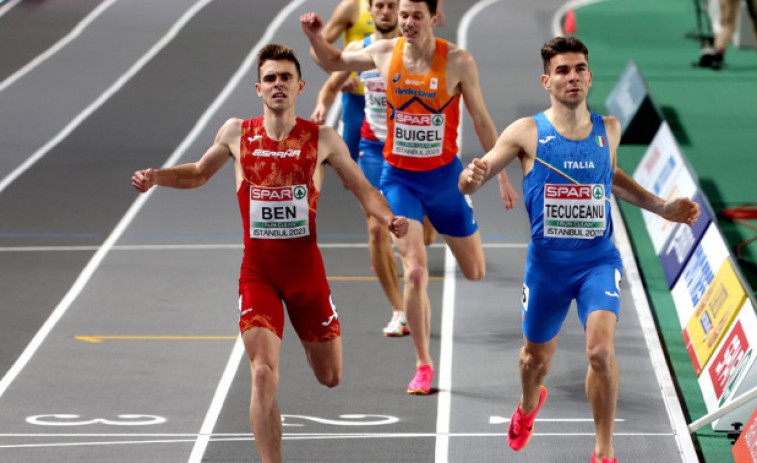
(300, 12, 324, 37)
(132, 168, 156, 193)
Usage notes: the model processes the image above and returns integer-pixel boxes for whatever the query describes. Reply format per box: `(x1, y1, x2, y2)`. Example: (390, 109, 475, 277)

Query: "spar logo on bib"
(293, 185, 306, 200)
(395, 113, 443, 127)
(545, 184, 593, 200)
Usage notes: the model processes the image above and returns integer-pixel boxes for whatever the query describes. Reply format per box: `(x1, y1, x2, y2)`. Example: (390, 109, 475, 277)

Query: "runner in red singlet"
(301, 0, 519, 394)
(131, 44, 407, 463)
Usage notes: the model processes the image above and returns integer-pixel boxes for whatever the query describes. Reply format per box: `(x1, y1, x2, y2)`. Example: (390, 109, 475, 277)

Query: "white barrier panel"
(632, 123, 698, 254)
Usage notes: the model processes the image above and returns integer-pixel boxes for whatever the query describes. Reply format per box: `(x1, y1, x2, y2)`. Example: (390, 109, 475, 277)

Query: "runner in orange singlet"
(131, 44, 407, 463)
(302, 0, 519, 394)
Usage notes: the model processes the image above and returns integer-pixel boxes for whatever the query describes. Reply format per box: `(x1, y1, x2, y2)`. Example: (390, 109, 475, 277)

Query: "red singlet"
(236, 117, 339, 342)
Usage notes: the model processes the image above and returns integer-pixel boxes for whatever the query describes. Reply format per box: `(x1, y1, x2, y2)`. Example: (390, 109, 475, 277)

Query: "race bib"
(543, 183, 606, 239)
(250, 185, 310, 239)
(392, 111, 445, 158)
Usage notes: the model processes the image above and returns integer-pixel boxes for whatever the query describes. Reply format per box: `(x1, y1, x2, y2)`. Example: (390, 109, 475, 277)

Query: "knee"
(520, 346, 551, 372)
(587, 344, 615, 375)
(461, 264, 485, 281)
(316, 368, 341, 388)
(252, 363, 278, 397)
(367, 219, 386, 244)
(404, 262, 428, 289)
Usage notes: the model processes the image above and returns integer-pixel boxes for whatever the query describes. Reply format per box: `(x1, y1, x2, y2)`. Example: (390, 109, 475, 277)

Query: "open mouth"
(272, 92, 286, 99)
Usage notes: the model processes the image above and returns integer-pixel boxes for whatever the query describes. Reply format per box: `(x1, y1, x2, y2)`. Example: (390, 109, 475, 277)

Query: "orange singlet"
(236, 117, 339, 342)
(384, 37, 461, 171)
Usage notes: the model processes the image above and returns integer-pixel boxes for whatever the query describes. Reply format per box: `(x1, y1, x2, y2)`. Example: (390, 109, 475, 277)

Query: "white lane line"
(0, 0, 120, 94)
(0, 0, 214, 196)
(0, 0, 216, 406)
(611, 197, 698, 462)
(184, 0, 308, 460)
(187, 338, 245, 462)
(435, 246, 456, 463)
(434, 2, 505, 462)
(0, 431, 677, 449)
(0, 0, 21, 19)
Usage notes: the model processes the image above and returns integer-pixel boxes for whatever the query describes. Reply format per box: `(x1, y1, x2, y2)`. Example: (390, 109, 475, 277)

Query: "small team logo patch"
(595, 135, 606, 147)
(392, 72, 401, 83)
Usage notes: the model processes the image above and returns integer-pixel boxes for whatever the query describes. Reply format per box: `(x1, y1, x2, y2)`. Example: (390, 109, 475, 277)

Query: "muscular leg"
(444, 231, 485, 281)
(301, 337, 343, 388)
(393, 219, 432, 367)
(518, 336, 557, 414)
(242, 327, 283, 463)
(366, 214, 403, 312)
(585, 310, 619, 461)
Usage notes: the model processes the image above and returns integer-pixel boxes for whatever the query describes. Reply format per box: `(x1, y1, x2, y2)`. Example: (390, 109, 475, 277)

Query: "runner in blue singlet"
(460, 37, 700, 463)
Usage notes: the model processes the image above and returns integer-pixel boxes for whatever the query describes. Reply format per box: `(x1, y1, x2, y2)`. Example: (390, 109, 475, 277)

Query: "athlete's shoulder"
(601, 115, 621, 134)
(219, 117, 244, 138)
(446, 42, 472, 63)
(316, 124, 340, 143)
(371, 36, 400, 53)
(507, 116, 538, 134)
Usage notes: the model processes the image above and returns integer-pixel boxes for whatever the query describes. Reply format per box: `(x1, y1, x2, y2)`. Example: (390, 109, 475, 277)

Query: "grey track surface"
(0, 1, 686, 462)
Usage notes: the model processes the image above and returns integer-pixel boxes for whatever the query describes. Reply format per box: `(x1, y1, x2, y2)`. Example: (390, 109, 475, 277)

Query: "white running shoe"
(382, 310, 409, 337)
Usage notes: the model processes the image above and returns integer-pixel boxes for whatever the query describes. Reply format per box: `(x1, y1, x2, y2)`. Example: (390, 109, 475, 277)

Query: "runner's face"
(371, 0, 399, 34)
(542, 52, 592, 106)
(255, 60, 304, 111)
(398, 0, 435, 43)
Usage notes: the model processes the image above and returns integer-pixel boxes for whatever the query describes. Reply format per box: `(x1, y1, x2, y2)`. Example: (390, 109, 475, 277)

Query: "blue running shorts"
(358, 138, 385, 189)
(341, 92, 365, 161)
(521, 239, 623, 343)
(380, 157, 477, 237)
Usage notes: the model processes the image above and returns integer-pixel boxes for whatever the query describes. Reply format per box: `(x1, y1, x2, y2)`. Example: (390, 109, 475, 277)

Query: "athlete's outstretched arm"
(459, 117, 531, 196)
(612, 169, 700, 226)
(455, 49, 519, 209)
(603, 115, 700, 226)
(131, 118, 238, 192)
(301, 12, 376, 73)
(319, 126, 409, 238)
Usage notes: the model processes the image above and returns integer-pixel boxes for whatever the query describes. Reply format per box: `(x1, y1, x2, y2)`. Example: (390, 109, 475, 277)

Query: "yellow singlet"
(343, 0, 374, 95)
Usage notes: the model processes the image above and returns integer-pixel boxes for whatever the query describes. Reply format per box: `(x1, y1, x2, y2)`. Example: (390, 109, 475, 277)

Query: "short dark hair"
(540, 36, 589, 74)
(256, 43, 302, 81)
(404, 0, 437, 16)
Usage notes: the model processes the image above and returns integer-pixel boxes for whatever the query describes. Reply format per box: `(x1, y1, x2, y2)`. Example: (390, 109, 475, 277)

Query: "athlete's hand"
(132, 168, 156, 193)
(464, 158, 489, 186)
(340, 75, 359, 93)
(388, 216, 409, 238)
(300, 12, 324, 37)
(311, 103, 327, 125)
(498, 172, 519, 210)
(663, 197, 700, 227)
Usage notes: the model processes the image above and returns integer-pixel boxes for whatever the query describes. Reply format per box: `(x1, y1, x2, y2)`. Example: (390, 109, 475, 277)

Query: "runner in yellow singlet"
(313, 0, 374, 161)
